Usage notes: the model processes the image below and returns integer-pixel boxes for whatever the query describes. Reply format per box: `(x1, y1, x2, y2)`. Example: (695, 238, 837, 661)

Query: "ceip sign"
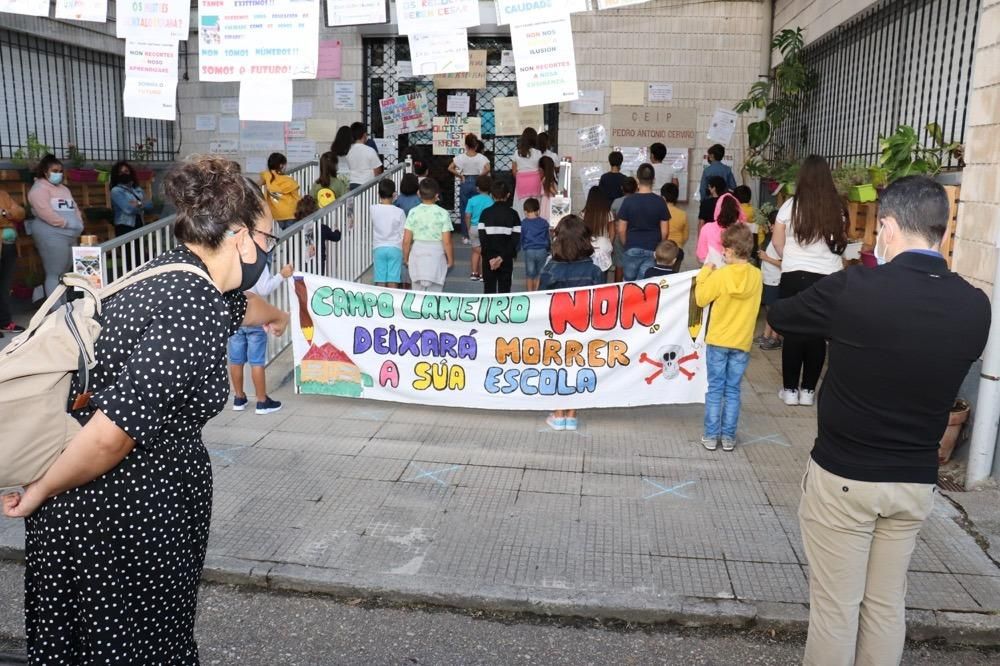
(610, 106, 698, 148)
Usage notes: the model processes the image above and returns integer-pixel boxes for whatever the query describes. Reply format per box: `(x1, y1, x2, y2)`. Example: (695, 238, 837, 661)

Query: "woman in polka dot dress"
(2, 156, 290, 663)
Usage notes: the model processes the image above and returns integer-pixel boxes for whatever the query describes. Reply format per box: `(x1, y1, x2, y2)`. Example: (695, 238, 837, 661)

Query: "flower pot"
(938, 399, 970, 464)
(935, 170, 962, 186)
(849, 184, 877, 203)
(135, 168, 154, 182)
(783, 183, 797, 195)
(96, 170, 110, 184)
(0, 169, 21, 181)
(67, 168, 98, 183)
(859, 250, 878, 268)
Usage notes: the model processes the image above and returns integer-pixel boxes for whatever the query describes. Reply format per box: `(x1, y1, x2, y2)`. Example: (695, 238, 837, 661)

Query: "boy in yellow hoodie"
(695, 224, 762, 452)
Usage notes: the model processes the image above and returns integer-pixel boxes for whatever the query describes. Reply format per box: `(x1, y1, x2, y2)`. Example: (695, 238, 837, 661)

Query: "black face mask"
(239, 238, 272, 292)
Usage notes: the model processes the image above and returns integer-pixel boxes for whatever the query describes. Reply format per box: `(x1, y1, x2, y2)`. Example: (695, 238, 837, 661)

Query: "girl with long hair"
(581, 186, 614, 275)
(310, 151, 349, 202)
(538, 155, 559, 220)
(772, 155, 848, 406)
(511, 127, 541, 216)
(331, 126, 353, 157)
(537, 131, 559, 171)
(696, 193, 745, 263)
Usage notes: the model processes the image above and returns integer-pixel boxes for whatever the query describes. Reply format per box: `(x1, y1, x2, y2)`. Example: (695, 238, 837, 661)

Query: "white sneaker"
(799, 389, 815, 406)
(779, 389, 800, 406)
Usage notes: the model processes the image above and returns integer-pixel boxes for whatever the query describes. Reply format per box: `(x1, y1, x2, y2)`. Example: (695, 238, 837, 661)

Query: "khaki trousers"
(798, 458, 935, 666)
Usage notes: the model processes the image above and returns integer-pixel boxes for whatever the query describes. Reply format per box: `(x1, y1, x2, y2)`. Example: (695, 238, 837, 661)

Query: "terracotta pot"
(939, 399, 970, 464)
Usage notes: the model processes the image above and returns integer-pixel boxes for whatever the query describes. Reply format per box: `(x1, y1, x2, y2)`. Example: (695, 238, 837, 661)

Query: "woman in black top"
(3, 156, 289, 663)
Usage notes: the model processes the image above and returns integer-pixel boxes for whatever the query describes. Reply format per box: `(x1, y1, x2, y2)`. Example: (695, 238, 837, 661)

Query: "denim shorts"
(373, 246, 403, 283)
(229, 326, 268, 367)
(763, 284, 781, 306)
(523, 248, 549, 278)
(622, 247, 655, 281)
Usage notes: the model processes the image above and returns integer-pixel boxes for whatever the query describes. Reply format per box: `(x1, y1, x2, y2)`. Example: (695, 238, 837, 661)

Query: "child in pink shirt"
(697, 192, 745, 263)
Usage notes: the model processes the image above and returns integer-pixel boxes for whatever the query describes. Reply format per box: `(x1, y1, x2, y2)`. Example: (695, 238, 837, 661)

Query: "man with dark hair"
(478, 181, 521, 294)
(649, 142, 678, 192)
(599, 151, 627, 203)
(616, 163, 669, 280)
(768, 176, 990, 666)
(699, 143, 737, 199)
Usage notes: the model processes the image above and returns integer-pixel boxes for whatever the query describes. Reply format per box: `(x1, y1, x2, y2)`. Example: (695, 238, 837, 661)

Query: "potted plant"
(11, 132, 50, 182)
(65, 144, 99, 183)
(878, 123, 963, 184)
(130, 137, 158, 181)
(832, 162, 876, 202)
(939, 398, 970, 464)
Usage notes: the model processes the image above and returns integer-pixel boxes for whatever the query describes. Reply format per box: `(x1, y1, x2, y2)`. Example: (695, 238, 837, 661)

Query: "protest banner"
(495, 0, 575, 25)
(55, 0, 106, 22)
(116, 0, 189, 41)
(379, 92, 433, 135)
(610, 106, 698, 148)
(432, 116, 482, 156)
(123, 78, 176, 121)
(493, 96, 543, 135)
(509, 17, 579, 107)
(395, 0, 479, 35)
(325, 0, 386, 27)
(198, 0, 320, 82)
(289, 273, 707, 410)
(409, 30, 470, 76)
(0, 0, 49, 16)
(124, 41, 178, 80)
(434, 49, 487, 90)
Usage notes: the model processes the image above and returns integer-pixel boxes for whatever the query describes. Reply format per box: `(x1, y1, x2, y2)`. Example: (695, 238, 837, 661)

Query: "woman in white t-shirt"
(448, 133, 491, 243)
(771, 155, 848, 407)
(344, 123, 383, 188)
(511, 127, 542, 217)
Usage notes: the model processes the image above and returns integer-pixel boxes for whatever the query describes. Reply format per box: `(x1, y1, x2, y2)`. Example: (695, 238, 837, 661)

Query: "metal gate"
(363, 37, 559, 221)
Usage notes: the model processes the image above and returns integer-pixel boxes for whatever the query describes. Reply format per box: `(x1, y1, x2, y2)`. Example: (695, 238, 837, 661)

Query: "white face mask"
(874, 223, 893, 266)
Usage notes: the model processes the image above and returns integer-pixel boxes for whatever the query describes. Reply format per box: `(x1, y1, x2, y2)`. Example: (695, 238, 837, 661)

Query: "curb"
(2, 548, 998, 646)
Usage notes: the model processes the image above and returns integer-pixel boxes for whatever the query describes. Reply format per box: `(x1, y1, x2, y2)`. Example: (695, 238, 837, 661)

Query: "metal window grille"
(771, 0, 980, 166)
(0, 29, 175, 162)
(363, 36, 559, 221)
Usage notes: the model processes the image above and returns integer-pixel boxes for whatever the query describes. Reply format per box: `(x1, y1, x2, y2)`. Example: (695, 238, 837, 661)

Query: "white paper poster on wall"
(241, 121, 287, 152)
(647, 83, 673, 103)
(446, 94, 471, 115)
(334, 82, 357, 110)
(209, 139, 239, 154)
(286, 120, 307, 139)
(569, 90, 604, 115)
(408, 30, 470, 76)
(397, 61, 413, 78)
(199, 0, 320, 82)
(707, 107, 738, 145)
(509, 17, 579, 107)
(124, 41, 178, 80)
(286, 140, 318, 164)
(493, 96, 543, 135)
(0, 0, 48, 16)
(124, 78, 177, 121)
(55, 0, 107, 22)
(240, 79, 294, 122)
(326, 0, 386, 26)
(220, 98, 239, 114)
(395, 0, 480, 35)
(292, 100, 314, 120)
(196, 114, 218, 131)
(116, 0, 189, 41)
(246, 156, 268, 174)
(500, 50, 515, 68)
(218, 116, 240, 135)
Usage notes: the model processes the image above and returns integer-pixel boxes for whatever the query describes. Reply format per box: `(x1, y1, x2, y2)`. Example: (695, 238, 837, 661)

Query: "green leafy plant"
(878, 123, 963, 183)
(831, 161, 871, 197)
(130, 136, 158, 161)
(12, 132, 50, 167)
(734, 28, 818, 178)
(67, 143, 86, 168)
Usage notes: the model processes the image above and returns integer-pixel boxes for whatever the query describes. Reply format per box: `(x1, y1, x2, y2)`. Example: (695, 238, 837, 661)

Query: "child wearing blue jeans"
(694, 225, 762, 451)
(520, 197, 550, 291)
(229, 261, 294, 414)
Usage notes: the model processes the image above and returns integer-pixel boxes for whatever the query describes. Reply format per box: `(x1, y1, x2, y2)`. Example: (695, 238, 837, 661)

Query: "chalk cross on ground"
(409, 465, 461, 487)
(739, 433, 792, 448)
(642, 478, 695, 500)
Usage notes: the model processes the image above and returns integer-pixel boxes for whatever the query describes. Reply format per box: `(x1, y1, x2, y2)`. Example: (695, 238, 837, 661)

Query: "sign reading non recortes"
(198, 0, 321, 82)
(610, 106, 697, 148)
(379, 92, 433, 135)
(395, 0, 480, 35)
(434, 49, 487, 90)
(433, 116, 482, 156)
(325, 0, 386, 27)
(124, 41, 179, 80)
(116, 0, 190, 41)
(509, 17, 579, 107)
(289, 273, 708, 409)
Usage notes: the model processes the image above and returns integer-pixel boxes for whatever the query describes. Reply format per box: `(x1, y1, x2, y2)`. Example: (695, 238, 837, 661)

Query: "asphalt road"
(0, 562, 996, 666)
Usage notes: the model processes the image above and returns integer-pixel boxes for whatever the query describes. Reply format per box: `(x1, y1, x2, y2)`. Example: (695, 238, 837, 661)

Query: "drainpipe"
(966, 224, 1000, 487)
(762, 0, 774, 74)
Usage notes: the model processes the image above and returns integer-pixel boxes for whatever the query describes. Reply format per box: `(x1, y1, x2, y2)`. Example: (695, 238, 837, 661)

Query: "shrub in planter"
(67, 168, 99, 183)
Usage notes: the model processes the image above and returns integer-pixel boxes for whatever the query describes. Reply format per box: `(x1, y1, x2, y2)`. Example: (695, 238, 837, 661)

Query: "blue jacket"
(520, 216, 550, 251)
(699, 161, 738, 199)
(539, 259, 604, 290)
(111, 184, 151, 228)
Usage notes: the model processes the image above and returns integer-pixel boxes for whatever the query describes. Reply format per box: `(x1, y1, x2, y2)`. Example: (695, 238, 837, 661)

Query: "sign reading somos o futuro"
(610, 106, 698, 148)
(289, 273, 709, 409)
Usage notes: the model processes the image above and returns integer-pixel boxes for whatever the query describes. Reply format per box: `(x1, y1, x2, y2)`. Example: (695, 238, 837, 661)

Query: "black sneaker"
(759, 337, 783, 351)
(255, 397, 283, 415)
(233, 395, 248, 411)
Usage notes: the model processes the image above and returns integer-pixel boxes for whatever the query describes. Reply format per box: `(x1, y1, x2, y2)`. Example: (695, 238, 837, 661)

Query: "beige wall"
(952, 0, 1000, 292)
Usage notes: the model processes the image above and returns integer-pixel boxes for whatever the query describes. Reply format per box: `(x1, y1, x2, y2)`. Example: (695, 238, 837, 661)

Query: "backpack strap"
(99, 262, 215, 301)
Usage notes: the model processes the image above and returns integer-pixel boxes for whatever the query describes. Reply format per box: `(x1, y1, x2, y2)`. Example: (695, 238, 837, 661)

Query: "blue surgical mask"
(48, 172, 63, 185)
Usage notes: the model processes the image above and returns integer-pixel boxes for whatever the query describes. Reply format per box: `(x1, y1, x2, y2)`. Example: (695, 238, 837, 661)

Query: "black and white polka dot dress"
(24, 245, 247, 664)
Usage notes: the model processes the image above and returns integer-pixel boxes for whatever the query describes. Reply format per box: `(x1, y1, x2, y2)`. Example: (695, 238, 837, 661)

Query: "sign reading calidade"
(495, 0, 571, 25)
(199, 0, 320, 82)
(408, 29, 470, 76)
(125, 42, 179, 80)
(289, 273, 708, 409)
(0, 0, 48, 16)
(433, 116, 482, 156)
(116, 0, 189, 41)
(610, 106, 698, 148)
(379, 92, 433, 135)
(325, 0, 386, 26)
(434, 49, 487, 90)
(55, 0, 107, 22)
(395, 0, 480, 35)
(509, 17, 579, 107)
(124, 79, 177, 121)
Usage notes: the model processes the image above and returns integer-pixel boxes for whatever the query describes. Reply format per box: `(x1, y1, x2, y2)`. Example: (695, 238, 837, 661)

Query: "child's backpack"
(0, 263, 212, 490)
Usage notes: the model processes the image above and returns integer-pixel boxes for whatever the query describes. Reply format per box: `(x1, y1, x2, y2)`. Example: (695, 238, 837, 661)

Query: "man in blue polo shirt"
(699, 144, 738, 200)
(615, 163, 669, 280)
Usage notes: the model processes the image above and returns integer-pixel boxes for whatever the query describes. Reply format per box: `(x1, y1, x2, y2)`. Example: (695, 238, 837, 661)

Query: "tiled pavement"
(2, 241, 999, 638)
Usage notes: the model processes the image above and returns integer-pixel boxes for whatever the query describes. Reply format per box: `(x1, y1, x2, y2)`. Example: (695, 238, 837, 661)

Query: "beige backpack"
(0, 264, 212, 490)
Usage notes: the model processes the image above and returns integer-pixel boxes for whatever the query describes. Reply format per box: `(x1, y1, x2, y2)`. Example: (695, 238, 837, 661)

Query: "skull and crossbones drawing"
(639, 345, 699, 383)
